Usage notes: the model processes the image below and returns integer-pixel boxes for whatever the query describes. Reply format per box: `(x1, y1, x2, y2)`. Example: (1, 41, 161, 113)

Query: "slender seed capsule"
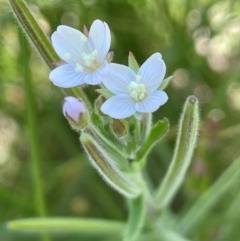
(155, 95, 200, 209)
(80, 133, 141, 198)
(8, 0, 59, 68)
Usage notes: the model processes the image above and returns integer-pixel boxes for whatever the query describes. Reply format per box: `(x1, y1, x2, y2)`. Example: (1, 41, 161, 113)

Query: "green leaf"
(158, 76, 174, 90)
(124, 194, 145, 241)
(7, 218, 125, 234)
(179, 155, 240, 235)
(135, 118, 169, 161)
(128, 52, 139, 73)
(155, 96, 200, 210)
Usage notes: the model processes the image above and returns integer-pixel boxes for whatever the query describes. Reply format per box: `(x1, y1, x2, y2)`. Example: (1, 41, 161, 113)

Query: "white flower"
(100, 53, 168, 119)
(49, 20, 111, 87)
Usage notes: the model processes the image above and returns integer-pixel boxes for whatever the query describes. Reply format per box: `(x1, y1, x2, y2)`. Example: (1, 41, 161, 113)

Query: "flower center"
(74, 50, 100, 73)
(128, 76, 147, 102)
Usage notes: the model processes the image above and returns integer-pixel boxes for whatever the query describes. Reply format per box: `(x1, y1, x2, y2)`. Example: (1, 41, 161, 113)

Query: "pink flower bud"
(63, 96, 89, 130)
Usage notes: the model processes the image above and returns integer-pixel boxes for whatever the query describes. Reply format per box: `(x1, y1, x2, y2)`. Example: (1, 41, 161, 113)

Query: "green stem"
(71, 87, 93, 113)
(19, 31, 46, 217)
(124, 194, 145, 241)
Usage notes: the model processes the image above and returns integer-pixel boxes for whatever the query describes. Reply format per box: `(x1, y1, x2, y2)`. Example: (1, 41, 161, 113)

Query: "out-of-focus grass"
(0, 0, 240, 240)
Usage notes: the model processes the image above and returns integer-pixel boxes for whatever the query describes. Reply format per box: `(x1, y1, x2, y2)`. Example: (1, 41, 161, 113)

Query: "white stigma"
(82, 50, 98, 67)
(128, 77, 147, 102)
(75, 63, 84, 72)
(136, 75, 142, 83)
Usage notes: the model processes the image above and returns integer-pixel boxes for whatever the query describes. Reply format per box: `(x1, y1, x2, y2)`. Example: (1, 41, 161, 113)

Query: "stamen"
(82, 50, 98, 68)
(75, 63, 84, 72)
(128, 80, 147, 102)
(64, 53, 71, 60)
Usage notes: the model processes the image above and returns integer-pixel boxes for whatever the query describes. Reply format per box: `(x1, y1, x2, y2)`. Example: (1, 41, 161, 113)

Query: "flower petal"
(49, 64, 86, 88)
(138, 53, 166, 92)
(135, 90, 168, 113)
(84, 60, 108, 85)
(101, 94, 136, 119)
(103, 63, 136, 95)
(89, 20, 111, 61)
(51, 25, 86, 63)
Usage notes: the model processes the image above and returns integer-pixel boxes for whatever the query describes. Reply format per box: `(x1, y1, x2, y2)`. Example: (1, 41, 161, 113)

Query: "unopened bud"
(63, 96, 89, 130)
(94, 95, 106, 116)
(106, 51, 114, 63)
(110, 118, 128, 138)
(83, 25, 89, 37)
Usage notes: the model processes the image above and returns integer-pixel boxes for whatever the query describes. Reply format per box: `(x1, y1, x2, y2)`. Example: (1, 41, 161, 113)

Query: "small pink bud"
(106, 51, 114, 63)
(63, 96, 89, 130)
(52, 60, 66, 67)
(83, 25, 89, 37)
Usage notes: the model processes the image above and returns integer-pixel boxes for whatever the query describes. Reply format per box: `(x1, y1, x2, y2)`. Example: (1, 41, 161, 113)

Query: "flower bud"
(106, 51, 114, 63)
(110, 118, 128, 138)
(63, 96, 89, 130)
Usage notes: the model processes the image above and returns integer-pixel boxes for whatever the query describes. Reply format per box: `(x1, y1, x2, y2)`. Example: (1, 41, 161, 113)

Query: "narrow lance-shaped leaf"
(124, 194, 145, 241)
(7, 218, 125, 234)
(155, 96, 200, 210)
(179, 155, 240, 235)
(135, 118, 169, 162)
(80, 133, 141, 198)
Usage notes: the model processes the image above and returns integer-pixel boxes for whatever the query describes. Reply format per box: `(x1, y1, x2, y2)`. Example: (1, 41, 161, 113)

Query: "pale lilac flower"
(63, 96, 89, 129)
(101, 53, 168, 119)
(49, 20, 111, 87)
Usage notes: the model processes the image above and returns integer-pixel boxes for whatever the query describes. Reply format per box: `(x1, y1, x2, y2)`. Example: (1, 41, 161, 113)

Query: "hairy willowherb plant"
(5, 1, 240, 241)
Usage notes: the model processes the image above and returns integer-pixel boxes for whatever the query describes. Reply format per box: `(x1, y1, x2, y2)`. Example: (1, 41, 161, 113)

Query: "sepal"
(128, 51, 139, 73)
(158, 76, 174, 90)
(95, 89, 114, 99)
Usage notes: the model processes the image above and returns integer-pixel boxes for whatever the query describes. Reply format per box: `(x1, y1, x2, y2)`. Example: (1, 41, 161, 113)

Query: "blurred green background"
(1, 0, 240, 240)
